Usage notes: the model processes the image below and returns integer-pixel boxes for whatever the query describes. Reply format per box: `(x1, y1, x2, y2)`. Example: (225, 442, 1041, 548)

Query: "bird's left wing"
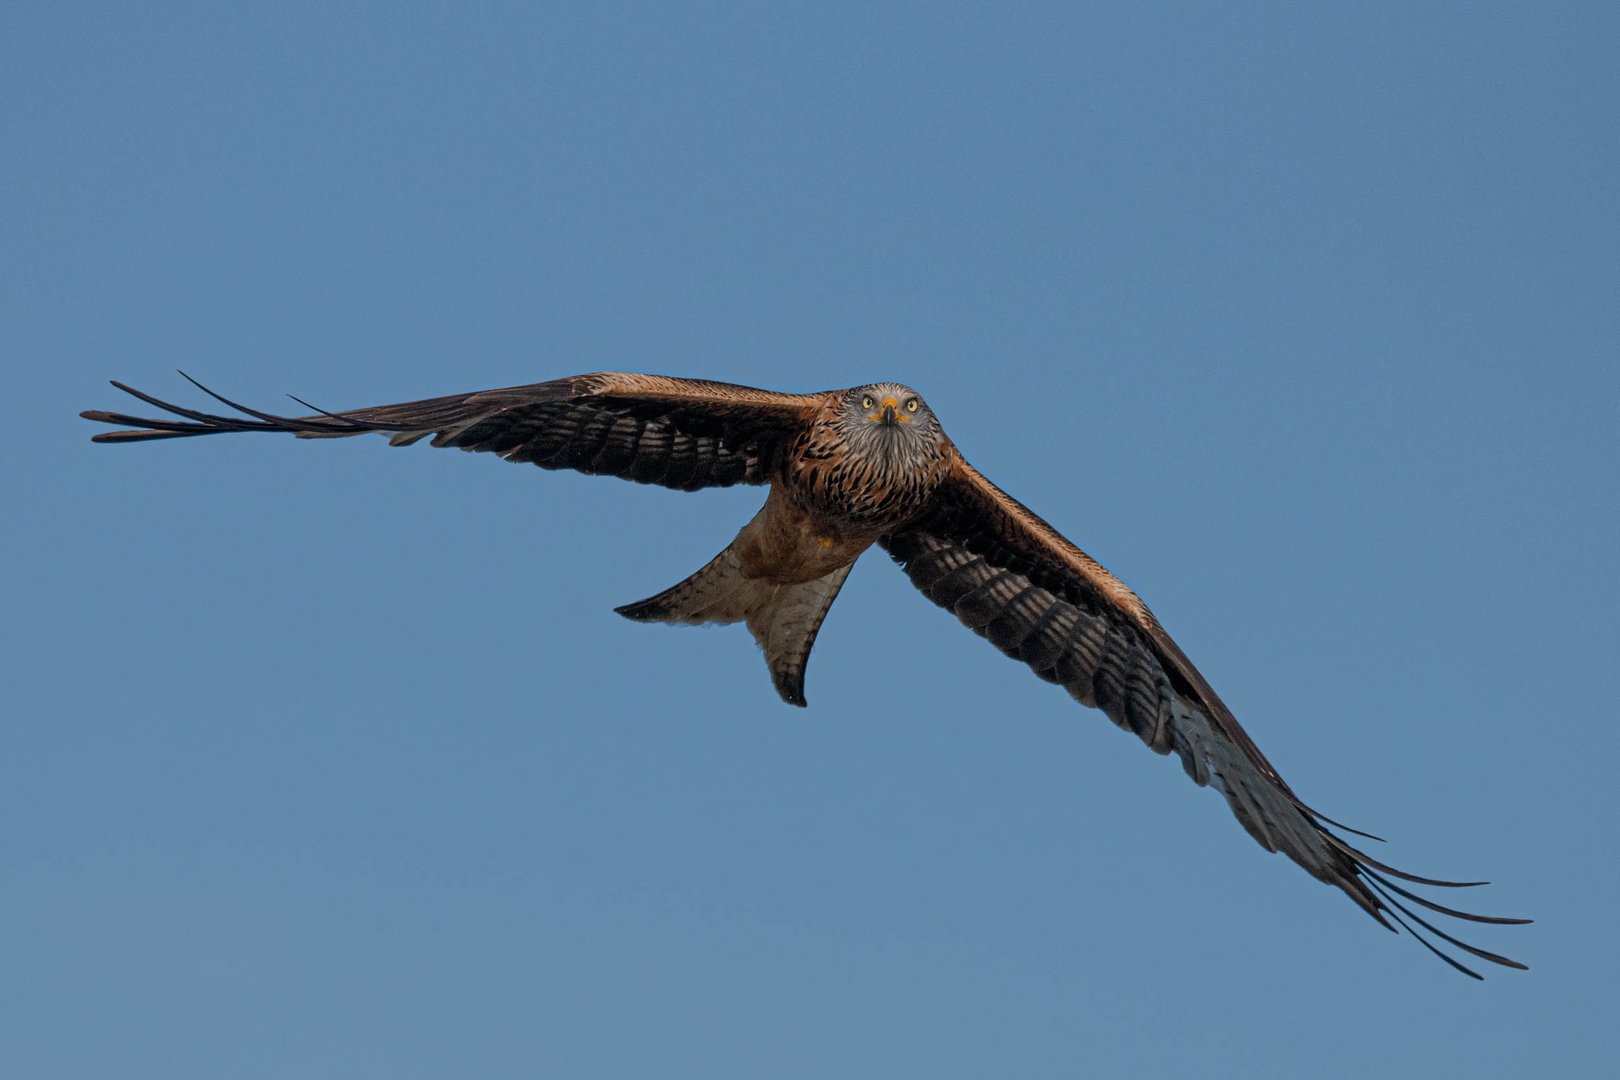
(83, 372, 831, 492)
(880, 449, 1528, 978)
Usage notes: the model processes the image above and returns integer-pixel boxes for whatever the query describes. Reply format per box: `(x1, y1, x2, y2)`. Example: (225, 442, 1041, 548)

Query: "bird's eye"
(905, 398, 919, 413)
(862, 396, 874, 410)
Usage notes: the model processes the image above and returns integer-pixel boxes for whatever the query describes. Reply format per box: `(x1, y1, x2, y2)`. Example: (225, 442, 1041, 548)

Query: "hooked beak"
(869, 396, 904, 426)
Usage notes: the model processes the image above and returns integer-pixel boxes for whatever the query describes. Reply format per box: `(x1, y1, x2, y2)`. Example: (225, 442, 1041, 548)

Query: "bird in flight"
(83, 370, 1528, 977)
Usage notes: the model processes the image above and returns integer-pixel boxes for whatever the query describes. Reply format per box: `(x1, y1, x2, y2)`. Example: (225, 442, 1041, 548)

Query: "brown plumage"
(82, 370, 1529, 977)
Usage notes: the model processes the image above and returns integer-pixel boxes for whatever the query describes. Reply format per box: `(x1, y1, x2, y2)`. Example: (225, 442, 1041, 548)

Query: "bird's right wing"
(82, 372, 832, 492)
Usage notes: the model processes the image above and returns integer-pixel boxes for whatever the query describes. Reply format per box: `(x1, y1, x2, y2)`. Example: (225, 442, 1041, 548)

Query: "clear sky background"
(7, 3, 1618, 1077)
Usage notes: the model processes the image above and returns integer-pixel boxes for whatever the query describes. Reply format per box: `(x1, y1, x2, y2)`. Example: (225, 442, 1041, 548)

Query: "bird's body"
(82, 370, 1528, 977)
(735, 485, 871, 583)
(617, 380, 954, 704)
(743, 381, 953, 578)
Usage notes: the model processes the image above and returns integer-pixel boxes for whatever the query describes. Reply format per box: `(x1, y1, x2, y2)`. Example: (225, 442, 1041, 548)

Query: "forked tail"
(615, 545, 853, 707)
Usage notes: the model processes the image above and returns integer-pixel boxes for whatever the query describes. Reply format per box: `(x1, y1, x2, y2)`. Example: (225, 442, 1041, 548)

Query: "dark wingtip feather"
(176, 370, 297, 424)
(87, 427, 198, 443)
(1362, 866, 1532, 926)
(82, 407, 212, 442)
(285, 393, 376, 429)
(1363, 875, 1529, 973)
(1379, 903, 1487, 981)
(177, 372, 370, 434)
(83, 374, 393, 442)
(1292, 800, 1387, 843)
(1339, 839, 1491, 889)
(1310, 817, 1529, 977)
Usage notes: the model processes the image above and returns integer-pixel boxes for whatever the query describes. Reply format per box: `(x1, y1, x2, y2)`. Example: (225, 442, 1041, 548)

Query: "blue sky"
(7, 3, 1618, 1076)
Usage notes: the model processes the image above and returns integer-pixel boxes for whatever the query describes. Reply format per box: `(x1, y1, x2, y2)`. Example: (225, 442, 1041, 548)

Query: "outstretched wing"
(881, 451, 1528, 978)
(82, 372, 831, 492)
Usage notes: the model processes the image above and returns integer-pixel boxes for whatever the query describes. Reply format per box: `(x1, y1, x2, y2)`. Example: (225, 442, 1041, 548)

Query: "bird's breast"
(780, 429, 944, 534)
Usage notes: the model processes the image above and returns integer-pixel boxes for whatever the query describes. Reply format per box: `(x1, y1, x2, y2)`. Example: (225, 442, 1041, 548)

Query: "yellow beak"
(868, 396, 910, 425)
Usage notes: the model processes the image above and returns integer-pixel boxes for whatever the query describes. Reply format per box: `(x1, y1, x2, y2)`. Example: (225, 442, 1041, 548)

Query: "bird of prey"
(83, 371, 1528, 977)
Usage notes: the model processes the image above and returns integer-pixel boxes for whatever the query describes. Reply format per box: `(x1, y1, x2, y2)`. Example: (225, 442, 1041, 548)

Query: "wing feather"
(82, 372, 831, 493)
(881, 448, 1528, 977)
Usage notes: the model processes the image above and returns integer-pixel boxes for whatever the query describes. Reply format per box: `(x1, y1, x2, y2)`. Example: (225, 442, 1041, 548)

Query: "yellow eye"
(862, 396, 874, 410)
(905, 398, 919, 412)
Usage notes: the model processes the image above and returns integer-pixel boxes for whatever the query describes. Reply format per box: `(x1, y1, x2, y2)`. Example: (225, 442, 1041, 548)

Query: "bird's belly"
(732, 487, 875, 584)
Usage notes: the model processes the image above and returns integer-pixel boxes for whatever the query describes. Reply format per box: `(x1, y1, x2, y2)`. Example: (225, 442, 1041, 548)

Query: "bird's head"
(839, 382, 944, 466)
(846, 382, 934, 427)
